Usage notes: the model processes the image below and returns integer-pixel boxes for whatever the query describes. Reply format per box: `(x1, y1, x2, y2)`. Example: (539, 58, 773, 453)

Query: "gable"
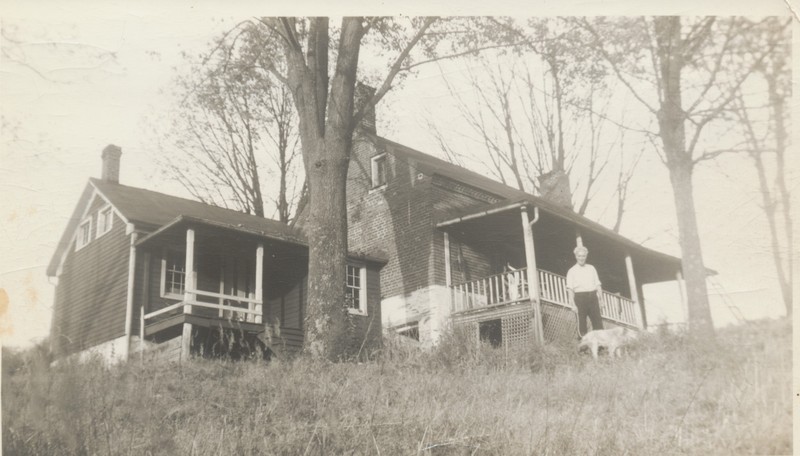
(47, 183, 96, 277)
(47, 182, 131, 277)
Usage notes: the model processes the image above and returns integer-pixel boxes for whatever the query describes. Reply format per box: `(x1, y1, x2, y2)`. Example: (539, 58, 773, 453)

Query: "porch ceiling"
(436, 198, 690, 285)
(135, 215, 388, 266)
(136, 215, 308, 251)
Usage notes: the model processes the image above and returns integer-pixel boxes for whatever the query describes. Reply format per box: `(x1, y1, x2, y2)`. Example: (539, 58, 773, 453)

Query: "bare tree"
(731, 19, 792, 316)
(429, 18, 637, 223)
(578, 17, 788, 333)
(158, 24, 302, 221)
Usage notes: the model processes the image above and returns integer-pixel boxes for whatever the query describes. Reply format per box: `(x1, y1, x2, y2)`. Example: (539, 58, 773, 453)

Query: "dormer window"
(96, 206, 113, 238)
(76, 218, 92, 250)
(371, 154, 387, 188)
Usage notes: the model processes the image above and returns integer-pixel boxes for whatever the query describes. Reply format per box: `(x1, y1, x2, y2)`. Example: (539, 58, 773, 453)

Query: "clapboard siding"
(51, 196, 130, 357)
(275, 327, 304, 352)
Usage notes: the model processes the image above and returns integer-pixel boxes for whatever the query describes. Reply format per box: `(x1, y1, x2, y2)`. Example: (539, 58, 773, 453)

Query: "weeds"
(3, 318, 791, 455)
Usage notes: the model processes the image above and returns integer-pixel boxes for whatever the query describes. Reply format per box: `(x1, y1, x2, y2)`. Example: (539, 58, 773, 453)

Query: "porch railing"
(452, 269, 529, 313)
(143, 289, 263, 327)
(451, 268, 640, 327)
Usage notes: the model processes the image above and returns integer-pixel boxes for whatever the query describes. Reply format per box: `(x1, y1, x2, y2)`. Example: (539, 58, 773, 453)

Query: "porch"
(437, 198, 683, 344)
(134, 215, 310, 358)
(450, 267, 642, 329)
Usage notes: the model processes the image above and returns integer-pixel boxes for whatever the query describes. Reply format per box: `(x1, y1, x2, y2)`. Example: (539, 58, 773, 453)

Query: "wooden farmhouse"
(48, 145, 385, 361)
(49, 119, 685, 362)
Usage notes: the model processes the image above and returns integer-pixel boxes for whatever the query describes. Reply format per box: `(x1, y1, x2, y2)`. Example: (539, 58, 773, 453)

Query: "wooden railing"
(144, 289, 262, 326)
(538, 270, 569, 306)
(451, 269, 529, 313)
(599, 292, 639, 327)
(451, 268, 641, 327)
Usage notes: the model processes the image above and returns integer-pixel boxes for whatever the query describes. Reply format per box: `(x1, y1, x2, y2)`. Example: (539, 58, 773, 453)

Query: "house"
(49, 107, 686, 362)
(339, 98, 685, 348)
(47, 145, 385, 362)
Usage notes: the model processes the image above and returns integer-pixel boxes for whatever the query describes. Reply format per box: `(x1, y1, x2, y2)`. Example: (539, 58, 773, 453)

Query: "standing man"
(566, 246, 604, 337)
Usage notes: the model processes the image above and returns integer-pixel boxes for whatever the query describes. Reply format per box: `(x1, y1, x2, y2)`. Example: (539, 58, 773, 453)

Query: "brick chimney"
(538, 169, 572, 209)
(354, 82, 376, 134)
(101, 144, 122, 183)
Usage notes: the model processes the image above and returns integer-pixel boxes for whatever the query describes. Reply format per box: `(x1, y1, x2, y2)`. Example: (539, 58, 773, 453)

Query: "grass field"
(3, 318, 791, 455)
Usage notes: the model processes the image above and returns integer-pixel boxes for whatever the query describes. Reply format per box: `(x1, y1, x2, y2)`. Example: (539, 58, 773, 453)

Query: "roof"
(47, 178, 387, 276)
(438, 197, 684, 270)
(90, 178, 303, 238)
(376, 136, 525, 201)
(373, 134, 687, 272)
(46, 179, 304, 277)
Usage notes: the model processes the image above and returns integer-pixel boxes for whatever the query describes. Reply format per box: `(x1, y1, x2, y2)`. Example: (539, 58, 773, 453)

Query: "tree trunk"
(303, 139, 351, 358)
(666, 160, 713, 332)
(282, 17, 362, 359)
(766, 62, 793, 316)
(655, 16, 714, 334)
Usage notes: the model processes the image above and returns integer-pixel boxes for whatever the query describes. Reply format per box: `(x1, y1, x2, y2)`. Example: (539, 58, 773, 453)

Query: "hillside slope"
(3, 318, 791, 455)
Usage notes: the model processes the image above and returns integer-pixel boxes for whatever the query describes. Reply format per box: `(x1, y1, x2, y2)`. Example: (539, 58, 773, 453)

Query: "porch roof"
(136, 215, 388, 266)
(437, 197, 676, 260)
(434, 196, 712, 283)
(136, 215, 307, 248)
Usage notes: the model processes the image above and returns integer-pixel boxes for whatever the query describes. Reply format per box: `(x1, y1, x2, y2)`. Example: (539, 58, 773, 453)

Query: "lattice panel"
(541, 302, 580, 343)
(501, 311, 533, 347)
(451, 304, 581, 349)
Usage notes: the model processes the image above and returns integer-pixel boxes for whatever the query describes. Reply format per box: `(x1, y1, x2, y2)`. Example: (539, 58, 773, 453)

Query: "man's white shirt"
(566, 264, 601, 293)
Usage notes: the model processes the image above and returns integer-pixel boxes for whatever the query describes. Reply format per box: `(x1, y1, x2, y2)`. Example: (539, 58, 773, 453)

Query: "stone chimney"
(538, 169, 572, 209)
(101, 144, 122, 183)
(354, 82, 376, 134)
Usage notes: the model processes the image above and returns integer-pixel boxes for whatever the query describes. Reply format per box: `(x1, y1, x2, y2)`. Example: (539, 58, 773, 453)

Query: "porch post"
(437, 231, 454, 342)
(521, 207, 544, 344)
(255, 242, 264, 324)
(676, 270, 688, 326)
(624, 253, 644, 328)
(575, 229, 583, 248)
(182, 228, 195, 361)
(443, 232, 452, 288)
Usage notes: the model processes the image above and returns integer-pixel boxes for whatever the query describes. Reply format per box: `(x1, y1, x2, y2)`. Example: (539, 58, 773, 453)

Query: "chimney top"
(101, 144, 122, 183)
(354, 82, 376, 134)
(538, 169, 573, 210)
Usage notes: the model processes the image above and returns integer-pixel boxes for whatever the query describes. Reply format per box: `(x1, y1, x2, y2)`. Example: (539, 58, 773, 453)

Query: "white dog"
(578, 326, 637, 359)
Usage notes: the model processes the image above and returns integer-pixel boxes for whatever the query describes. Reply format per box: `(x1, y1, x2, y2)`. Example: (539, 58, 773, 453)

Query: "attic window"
(96, 206, 113, 238)
(76, 218, 92, 250)
(371, 154, 387, 188)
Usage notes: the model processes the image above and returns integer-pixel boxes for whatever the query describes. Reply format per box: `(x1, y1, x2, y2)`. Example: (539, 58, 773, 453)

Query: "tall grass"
(3, 318, 791, 455)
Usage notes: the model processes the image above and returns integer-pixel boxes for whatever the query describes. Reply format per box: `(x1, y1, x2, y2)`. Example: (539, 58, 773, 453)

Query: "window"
(345, 264, 367, 315)
(370, 154, 387, 188)
(96, 206, 113, 238)
(398, 325, 419, 341)
(161, 250, 186, 298)
(76, 218, 92, 250)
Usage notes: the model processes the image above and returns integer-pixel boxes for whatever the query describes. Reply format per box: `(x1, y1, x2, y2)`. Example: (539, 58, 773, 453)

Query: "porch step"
(134, 335, 184, 364)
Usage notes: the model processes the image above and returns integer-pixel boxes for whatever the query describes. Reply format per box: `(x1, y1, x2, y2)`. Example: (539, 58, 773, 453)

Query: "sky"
(0, 0, 796, 349)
